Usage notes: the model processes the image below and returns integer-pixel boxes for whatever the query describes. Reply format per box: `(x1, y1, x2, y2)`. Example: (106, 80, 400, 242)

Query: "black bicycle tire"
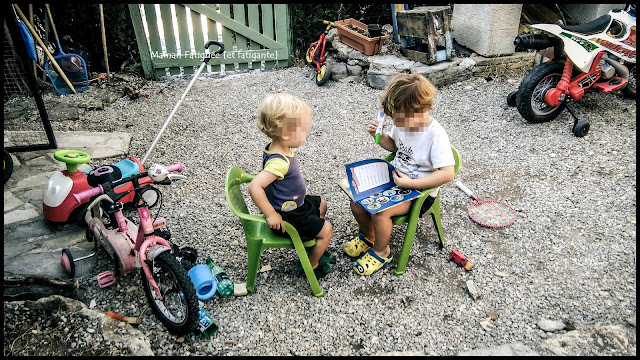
(621, 63, 636, 98)
(141, 251, 199, 335)
(316, 63, 331, 86)
(516, 61, 567, 123)
(4, 149, 13, 184)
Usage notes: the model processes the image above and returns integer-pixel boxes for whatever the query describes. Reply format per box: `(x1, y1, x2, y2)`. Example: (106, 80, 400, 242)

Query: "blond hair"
(257, 93, 311, 139)
(380, 73, 437, 117)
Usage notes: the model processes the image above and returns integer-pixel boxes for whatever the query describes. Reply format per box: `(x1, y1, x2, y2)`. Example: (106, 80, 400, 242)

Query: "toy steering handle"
(73, 162, 183, 204)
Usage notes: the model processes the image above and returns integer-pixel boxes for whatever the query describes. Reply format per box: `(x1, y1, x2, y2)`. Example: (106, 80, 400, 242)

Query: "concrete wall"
(451, 4, 523, 57)
(560, 4, 626, 24)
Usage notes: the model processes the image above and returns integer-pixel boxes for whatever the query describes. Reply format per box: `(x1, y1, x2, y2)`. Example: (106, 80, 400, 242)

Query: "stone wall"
(324, 27, 536, 91)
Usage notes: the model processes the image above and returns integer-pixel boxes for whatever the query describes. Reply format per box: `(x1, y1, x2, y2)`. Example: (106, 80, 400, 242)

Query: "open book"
(338, 158, 422, 214)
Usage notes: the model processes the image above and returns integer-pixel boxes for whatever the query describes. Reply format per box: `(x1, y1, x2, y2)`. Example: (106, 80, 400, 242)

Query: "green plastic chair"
(382, 145, 461, 276)
(224, 166, 324, 297)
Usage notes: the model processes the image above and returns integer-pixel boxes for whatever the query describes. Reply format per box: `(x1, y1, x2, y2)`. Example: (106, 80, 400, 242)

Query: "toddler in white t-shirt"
(345, 73, 456, 276)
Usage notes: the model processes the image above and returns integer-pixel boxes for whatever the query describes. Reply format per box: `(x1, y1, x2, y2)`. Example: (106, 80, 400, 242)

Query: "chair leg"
(394, 221, 419, 276)
(429, 199, 445, 248)
(245, 240, 264, 295)
(293, 242, 324, 297)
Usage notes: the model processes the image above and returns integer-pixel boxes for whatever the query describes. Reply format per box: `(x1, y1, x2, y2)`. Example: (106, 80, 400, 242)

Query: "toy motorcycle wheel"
(61, 248, 76, 277)
(516, 61, 567, 123)
(304, 45, 316, 66)
(506, 90, 517, 107)
(4, 149, 13, 184)
(573, 120, 590, 137)
(621, 64, 636, 98)
(316, 63, 331, 86)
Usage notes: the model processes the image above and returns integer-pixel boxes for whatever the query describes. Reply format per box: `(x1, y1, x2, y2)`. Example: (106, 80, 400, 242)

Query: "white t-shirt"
(389, 117, 455, 196)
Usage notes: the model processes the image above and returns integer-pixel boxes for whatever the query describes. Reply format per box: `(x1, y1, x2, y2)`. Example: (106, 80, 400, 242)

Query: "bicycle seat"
(558, 14, 611, 36)
(85, 158, 140, 187)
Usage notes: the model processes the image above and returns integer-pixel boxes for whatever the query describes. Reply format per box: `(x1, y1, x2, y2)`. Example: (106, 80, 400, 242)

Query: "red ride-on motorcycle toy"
(507, 4, 636, 137)
(43, 149, 160, 227)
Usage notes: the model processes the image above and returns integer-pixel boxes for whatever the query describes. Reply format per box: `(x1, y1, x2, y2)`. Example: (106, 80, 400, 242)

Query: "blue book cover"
(338, 159, 422, 214)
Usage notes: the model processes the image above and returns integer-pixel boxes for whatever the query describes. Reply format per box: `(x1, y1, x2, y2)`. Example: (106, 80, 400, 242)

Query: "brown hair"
(257, 93, 311, 139)
(380, 73, 437, 117)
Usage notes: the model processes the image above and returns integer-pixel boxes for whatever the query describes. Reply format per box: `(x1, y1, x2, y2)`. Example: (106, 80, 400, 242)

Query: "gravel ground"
(6, 65, 636, 355)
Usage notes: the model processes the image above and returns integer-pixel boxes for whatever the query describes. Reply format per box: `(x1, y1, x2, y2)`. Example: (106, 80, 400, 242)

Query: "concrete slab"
(3, 243, 97, 279)
(4, 204, 40, 226)
(4, 191, 24, 212)
(54, 131, 131, 160)
(13, 171, 56, 190)
(40, 228, 87, 251)
(4, 220, 54, 240)
(457, 342, 539, 356)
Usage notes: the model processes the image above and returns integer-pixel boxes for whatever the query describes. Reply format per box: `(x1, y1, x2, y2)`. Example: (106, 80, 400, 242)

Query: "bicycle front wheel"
(141, 251, 199, 335)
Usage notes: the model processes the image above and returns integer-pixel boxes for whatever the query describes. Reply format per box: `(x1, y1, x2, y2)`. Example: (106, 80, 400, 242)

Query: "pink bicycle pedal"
(97, 270, 116, 288)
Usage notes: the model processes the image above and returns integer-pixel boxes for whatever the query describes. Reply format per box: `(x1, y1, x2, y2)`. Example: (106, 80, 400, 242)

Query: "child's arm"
(367, 119, 397, 152)
(392, 166, 455, 190)
(248, 171, 286, 232)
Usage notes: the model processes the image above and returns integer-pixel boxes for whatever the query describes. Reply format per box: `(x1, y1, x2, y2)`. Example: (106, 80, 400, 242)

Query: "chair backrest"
(225, 166, 265, 237)
(451, 145, 461, 176)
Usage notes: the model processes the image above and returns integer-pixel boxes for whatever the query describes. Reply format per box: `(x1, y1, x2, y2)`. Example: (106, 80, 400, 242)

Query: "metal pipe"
(603, 54, 629, 82)
(141, 61, 208, 165)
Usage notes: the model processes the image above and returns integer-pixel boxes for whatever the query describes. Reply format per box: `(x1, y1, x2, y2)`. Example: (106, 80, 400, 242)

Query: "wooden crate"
(396, 6, 453, 64)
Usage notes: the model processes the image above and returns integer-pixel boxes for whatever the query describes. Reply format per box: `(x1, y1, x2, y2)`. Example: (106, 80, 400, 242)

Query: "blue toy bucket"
(187, 264, 218, 301)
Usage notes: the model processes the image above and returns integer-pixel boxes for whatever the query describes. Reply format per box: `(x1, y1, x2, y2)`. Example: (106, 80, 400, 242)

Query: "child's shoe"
(295, 250, 335, 273)
(343, 233, 373, 258)
(353, 249, 393, 275)
(313, 261, 331, 278)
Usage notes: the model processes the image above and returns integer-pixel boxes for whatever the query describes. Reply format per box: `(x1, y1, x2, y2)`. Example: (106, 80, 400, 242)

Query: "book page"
(352, 162, 389, 193)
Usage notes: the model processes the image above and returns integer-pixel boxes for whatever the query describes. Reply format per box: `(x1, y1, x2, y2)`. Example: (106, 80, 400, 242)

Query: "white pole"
(141, 61, 208, 165)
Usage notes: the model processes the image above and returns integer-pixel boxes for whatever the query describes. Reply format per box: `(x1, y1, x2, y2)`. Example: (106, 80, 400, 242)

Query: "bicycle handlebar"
(74, 184, 104, 204)
(73, 162, 184, 204)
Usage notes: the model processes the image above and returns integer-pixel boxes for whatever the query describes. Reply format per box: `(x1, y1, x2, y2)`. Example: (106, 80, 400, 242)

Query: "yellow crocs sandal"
(343, 233, 373, 258)
(353, 249, 393, 276)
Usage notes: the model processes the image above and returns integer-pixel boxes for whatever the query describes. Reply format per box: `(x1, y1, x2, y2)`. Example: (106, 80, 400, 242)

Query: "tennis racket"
(455, 180, 516, 228)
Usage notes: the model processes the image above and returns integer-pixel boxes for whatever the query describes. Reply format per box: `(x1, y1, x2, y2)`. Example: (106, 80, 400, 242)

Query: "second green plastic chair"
(224, 166, 324, 297)
(382, 145, 461, 276)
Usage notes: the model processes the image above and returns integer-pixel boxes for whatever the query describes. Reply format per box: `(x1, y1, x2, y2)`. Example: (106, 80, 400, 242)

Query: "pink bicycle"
(61, 161, 198, 334)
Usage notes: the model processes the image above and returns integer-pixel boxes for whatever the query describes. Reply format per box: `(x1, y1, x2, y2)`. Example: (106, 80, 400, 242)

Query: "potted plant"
(334, 19, 389, 56)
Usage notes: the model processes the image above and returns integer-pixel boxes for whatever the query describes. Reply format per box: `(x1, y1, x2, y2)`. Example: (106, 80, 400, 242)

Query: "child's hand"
(266, 213, 286, 233)
(392, 170, 413, 189)
(367, 119, 383, 137)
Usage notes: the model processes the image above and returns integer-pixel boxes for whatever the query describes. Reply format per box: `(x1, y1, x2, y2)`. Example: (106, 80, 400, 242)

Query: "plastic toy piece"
(375, 110, 385, 144)
(449, 249, 473, 270)
(97, 270, 116, 288)
(106, 311, 141, 324)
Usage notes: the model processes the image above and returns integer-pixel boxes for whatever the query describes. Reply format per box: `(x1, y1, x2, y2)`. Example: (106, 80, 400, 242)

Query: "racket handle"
(455, 180, 474, 197)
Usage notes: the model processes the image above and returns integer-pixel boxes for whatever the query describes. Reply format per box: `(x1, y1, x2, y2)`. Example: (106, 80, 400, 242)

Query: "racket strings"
(468, 200, 516, 228)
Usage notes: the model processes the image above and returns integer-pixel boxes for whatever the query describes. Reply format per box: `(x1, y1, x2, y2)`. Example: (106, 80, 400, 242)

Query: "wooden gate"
(129, 4, 291, 79)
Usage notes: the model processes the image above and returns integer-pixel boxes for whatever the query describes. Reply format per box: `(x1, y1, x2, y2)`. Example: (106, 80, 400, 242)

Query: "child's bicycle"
(60, 161, 199, 335)
(304, 18, 338, 86)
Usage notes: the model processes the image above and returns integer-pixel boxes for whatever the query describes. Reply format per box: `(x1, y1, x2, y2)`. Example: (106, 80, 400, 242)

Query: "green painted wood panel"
(130, 3, 290, 78)
(159, 4, 180, 75)
(174, 4, 194, 75)
(260, 4, 276, 70)
(203, 4, 221, 73)
(128, 4, 153, 79)
(274, 4, 290, 67)
(233, 4, 248, 71)
(218, 4, 235, 73)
